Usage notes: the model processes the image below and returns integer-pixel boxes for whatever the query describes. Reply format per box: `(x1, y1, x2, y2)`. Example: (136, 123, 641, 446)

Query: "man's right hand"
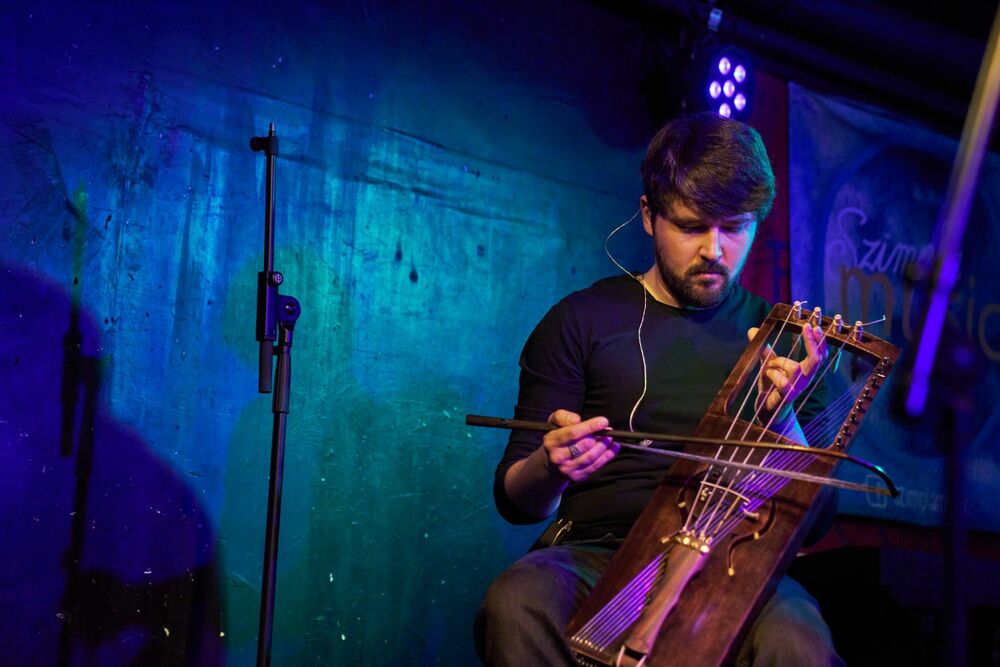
(542, 410, 620, 482)
(503, 410, 621, 519)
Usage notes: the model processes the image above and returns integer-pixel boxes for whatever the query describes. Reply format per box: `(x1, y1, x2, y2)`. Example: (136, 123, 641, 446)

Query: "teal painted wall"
(1, 1, 667, 663)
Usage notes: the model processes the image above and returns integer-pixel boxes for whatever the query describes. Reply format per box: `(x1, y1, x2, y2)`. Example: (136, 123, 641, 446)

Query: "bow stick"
(466, 414, 899, 498)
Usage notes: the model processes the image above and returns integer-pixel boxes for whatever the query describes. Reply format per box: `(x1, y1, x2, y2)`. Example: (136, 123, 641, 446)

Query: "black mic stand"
(250, 123, 301, 667)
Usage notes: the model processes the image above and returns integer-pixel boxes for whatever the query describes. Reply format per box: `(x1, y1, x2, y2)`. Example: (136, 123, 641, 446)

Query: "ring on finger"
(568, 444, 581, 459)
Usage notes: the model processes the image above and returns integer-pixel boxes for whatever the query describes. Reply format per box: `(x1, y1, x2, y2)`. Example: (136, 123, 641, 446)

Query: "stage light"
(691, 45, 755, 120)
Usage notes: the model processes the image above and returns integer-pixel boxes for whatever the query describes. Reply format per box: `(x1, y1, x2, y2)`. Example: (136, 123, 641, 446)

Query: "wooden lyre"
(561, 302, 900, 667)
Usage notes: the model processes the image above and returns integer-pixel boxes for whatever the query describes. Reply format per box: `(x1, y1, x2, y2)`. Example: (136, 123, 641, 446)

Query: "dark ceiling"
(602, 0, 998, 140)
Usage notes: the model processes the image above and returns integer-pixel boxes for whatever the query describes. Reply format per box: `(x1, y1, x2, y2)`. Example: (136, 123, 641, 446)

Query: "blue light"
(698, 47, 753, 118)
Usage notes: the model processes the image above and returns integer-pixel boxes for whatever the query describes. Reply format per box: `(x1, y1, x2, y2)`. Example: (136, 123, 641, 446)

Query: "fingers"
(755, 324, 828, 377)
(799, 323, 828, 376)
(752, 329, 781, 411)
(766, 355, 800, 375)
(570, 440, 621, 479)
(760, 324, 829, 406)
(553, 436, 617, 482)
(546, 412, 608, 443)
(558, 433, 616, 468)
(752, 322, 829, 414)
(542, 413, 618, 482)
(548, 409, 582, 428)
(765, 367, 791, 391)
(748, 324, 777, 364)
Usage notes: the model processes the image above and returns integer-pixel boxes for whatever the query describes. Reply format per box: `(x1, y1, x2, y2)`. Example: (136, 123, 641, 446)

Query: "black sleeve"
(797, 374, 829, 436)
(492, 298, 588, 524)
(800, 350, 837, 546)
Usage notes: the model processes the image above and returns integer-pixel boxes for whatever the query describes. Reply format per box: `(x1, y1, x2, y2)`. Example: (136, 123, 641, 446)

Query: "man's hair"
(640, 112, 776, 224)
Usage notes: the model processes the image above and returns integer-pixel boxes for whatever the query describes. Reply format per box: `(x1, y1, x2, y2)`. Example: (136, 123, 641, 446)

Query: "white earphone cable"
(604, 208, 649, 432)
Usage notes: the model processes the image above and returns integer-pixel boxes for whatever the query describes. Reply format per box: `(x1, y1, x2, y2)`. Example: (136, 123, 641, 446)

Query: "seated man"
(474, 112, 842, 667)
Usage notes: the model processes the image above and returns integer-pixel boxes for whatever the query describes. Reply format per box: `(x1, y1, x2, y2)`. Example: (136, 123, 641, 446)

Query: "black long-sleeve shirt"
(494, 274, 829, 543)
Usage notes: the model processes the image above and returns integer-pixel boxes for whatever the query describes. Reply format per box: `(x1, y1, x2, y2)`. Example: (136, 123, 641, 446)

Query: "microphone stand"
(899, 6, 1000, 665)
(250, 123, 301, 667)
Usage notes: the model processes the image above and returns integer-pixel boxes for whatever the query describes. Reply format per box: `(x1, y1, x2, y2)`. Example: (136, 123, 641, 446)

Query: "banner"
(789, 83, 1000, 532)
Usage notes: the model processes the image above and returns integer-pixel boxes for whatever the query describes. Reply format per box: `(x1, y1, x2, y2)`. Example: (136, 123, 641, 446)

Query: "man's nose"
(699, 228, 722, 261)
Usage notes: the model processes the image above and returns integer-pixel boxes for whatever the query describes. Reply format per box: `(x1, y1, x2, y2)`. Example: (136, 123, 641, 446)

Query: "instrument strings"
(689, 333, 828, 540)
(682, 306, 803, 536)
(570, 309, 878, 659)
(682, 311, 865, 543)
(727, 338, 850, 504)
(689, 378, 864, 543)
(569, 306, 889, 661)
(573, 551, 668, 651)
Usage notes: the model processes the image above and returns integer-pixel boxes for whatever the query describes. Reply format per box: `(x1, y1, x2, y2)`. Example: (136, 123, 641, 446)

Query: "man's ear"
(640, 195, 654, 237)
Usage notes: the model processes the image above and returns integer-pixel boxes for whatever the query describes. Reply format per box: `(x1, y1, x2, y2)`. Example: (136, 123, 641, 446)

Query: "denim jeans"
(474, 544, 844, 666)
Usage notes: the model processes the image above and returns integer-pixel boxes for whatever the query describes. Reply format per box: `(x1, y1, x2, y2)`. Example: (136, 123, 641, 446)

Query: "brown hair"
(641, 112, 775, 223)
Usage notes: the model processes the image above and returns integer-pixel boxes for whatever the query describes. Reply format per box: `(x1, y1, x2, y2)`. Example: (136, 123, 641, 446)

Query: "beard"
(656, 253, 742, 309)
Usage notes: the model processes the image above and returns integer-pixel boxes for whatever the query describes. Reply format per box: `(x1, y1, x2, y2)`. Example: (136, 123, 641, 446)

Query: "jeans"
(474, 544, 845, 666)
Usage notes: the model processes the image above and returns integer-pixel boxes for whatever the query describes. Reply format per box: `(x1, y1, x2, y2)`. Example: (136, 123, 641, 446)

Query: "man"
(474, 112, 841, 666)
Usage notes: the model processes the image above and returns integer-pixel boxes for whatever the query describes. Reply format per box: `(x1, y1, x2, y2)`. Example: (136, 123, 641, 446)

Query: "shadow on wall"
(0, 263, 224, 665)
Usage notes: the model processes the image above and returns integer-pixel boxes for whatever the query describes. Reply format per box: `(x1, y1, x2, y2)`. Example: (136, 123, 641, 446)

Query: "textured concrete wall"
(1, 1, 669, 663)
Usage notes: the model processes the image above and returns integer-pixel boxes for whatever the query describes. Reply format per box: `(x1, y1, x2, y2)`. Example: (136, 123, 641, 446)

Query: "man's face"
(642, 197, 757, 308)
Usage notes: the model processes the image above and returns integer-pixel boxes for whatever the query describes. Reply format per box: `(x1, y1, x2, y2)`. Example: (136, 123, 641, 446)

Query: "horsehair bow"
(464, 415, 898, 497)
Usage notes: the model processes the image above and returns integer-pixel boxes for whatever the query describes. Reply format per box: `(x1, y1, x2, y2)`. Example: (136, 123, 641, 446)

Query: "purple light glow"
(719, 103, 732, 118)
(723, 80, 735, 98)
(904, 295, 945, 415)
(734, 65, 746, 83)
(718, 57, 731, 75)
(709, 81, 722, 98)
(734, 93, 746, 111)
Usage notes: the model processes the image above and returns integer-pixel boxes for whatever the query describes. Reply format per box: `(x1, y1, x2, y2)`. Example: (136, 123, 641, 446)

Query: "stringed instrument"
(468, 301, 900, 667)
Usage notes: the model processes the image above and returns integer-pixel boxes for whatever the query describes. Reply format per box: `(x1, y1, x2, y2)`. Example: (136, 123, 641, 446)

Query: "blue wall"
(1, 1, 664, 663)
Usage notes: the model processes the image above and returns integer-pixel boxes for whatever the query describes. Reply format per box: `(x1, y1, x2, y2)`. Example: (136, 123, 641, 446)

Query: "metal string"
(572, 551, 668, 650)
(569, 311, 878, 655)
(681, 305, 803, 535)
(691, 336, 866, 540)
(689, 311, 837, 539)
(692, 319, 832, 538)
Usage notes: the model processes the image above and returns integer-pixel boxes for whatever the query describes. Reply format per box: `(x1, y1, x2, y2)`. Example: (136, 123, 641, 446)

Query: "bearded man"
(474, 112, 842, 667)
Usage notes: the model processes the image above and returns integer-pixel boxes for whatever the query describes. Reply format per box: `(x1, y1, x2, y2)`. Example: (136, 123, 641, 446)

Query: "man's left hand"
(747, 322, 827, 420)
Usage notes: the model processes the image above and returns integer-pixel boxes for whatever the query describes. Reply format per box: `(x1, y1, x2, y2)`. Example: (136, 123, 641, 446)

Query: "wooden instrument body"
(566, 304, 899, 667)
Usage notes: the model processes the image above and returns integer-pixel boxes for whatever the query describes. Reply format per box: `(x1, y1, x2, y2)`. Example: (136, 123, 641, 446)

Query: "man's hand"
(503, 409, 621, 519)
(747, 323, 827, 421)
(542, 410, 620, 482)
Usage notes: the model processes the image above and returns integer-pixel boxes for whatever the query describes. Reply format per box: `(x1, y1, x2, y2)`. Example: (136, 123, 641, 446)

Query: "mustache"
(686, 262, 730, 278)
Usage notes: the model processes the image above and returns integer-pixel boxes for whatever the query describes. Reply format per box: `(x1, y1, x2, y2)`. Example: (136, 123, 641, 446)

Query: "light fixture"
(690, 44, 755, 120)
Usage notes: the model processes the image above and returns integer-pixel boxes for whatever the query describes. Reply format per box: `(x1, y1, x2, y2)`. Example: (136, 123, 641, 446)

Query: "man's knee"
(747, 578, 844, 667)
(474, 548, 590, 666)
(477, 552, 578, 630)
